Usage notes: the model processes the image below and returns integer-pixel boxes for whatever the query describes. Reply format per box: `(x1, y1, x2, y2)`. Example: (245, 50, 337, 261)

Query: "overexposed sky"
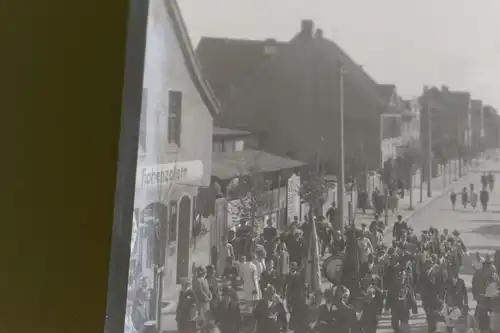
(178, 0, 500, 108)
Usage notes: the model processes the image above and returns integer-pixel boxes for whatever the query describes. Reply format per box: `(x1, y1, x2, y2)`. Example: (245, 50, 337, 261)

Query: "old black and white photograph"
(123, 1, 500, 333)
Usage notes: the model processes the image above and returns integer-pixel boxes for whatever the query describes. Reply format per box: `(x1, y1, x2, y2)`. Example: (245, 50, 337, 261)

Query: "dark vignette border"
(104, 0, 149, 332)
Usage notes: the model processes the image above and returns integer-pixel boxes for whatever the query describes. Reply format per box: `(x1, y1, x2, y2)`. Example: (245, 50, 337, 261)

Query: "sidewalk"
(354, 159, 488, 238)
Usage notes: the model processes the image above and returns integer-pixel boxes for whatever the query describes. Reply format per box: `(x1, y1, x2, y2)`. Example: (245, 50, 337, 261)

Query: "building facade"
(129, 0, 218, 321)
(197, 20, 387, 180)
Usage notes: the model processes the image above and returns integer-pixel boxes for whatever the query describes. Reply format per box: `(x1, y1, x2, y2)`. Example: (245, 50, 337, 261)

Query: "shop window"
(168, 200, 178, 244)
(213, 140, 223, 152)
(167, 90, 182, 146)
(223, 140, 235, 153)
(139, 88, 147, 153)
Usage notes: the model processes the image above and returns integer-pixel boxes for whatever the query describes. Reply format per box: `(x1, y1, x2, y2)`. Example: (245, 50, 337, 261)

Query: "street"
(375, 158, 500, 333)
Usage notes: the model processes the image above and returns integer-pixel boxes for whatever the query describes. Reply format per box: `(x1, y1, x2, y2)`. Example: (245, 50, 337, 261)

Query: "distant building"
(471, 99, 484, 153)
(196, 20, 389, 185)
(378, 84, 420, 164)
(483, 105, 500, 150)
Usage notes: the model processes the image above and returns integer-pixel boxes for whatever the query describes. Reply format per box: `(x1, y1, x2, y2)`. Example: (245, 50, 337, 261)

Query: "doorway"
(176, 195, 191, 284)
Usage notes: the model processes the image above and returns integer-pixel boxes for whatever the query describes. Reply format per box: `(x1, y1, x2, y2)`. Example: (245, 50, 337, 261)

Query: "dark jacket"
(284, 272, 305, 301)
(215, 299, 241, 333)
(193, 276, 212, 304)
(260, 269, 280, 291)
(176, 289, 197, 325)
(480, 190, 489, 204)
(444, 277, 468, 308)
(392, 221, 408, 239)
(253, 298, 287, 333)
(330, 301, 360, 333)
(360, 262, 380, 278)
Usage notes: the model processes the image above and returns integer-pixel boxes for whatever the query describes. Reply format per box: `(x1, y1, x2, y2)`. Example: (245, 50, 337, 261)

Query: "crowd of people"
(128, 211, 500, 333)
(128, 171, 499, 333)
(170, 207, 485, 333)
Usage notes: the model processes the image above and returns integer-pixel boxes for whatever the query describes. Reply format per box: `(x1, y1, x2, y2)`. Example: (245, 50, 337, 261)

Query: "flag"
(305, 219, 322, 295)
(443, 299, 450, 327)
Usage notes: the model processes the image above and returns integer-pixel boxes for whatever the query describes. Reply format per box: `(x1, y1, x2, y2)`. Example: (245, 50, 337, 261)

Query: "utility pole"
(419, 166, 423, 203)
(409, 169, 414, 210)
(422, 87, 432, 198)
(336, 59, 345, 232)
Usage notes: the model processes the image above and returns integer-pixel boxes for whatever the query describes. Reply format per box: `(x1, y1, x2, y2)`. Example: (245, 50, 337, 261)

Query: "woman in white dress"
(239, 255, 261, 301)
(253, 252, 266, 280)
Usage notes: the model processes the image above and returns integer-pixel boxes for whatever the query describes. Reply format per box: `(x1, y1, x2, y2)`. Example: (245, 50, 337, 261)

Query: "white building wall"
(133, 0, 214, 305)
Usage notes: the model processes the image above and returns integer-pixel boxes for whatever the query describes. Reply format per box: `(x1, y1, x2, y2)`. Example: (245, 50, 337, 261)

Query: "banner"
(305, 218, 322, 294)
(287, 174, 301, 222)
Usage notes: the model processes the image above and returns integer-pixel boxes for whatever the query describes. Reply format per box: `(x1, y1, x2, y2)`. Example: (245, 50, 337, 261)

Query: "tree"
(298, 169, 329, 223)
(227, 164, 273, 233)
(401, 146, 422, 210)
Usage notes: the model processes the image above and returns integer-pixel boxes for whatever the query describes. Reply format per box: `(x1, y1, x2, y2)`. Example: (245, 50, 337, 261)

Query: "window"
(235, 140, 244, 151)
(223, 140, 236, 153)
(139, 88, 147, 152)
(213, 141, 223, 153)
(167, 91, 182, 146)
(168, 200, 178, 244)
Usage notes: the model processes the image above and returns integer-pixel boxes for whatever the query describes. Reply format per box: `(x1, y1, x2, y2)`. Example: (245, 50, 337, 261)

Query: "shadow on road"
(441, 208, 480, 213)
(467, 245, 500, 251)
(467, 219, 500, 223)
(470, 224, 500, 236)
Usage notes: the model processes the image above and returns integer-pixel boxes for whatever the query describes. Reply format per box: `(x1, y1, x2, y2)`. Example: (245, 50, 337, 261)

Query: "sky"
(178, 0, 500, 108)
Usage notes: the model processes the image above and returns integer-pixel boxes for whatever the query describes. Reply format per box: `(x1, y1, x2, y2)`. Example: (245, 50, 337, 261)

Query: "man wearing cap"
(289, 228, 307, 267)
(326, 202, 337, 228)
(217, 235, 235, 276)
(206, 265, 220, 314)
(360, 275, 384, 333)
(393, 215, 408, 242)
(176, 278, 197, 333)
(263, 217, 279, 261)
(284, 261, 307, 331)
(192, 266, 212, 324)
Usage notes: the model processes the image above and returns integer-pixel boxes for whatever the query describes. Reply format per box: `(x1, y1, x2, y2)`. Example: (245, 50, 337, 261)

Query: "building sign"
(287, 174, 301, 221)
(136, 160, 203, 189)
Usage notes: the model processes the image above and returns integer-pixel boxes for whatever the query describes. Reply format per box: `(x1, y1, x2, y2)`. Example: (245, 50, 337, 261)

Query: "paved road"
(377, 159, 500, 333)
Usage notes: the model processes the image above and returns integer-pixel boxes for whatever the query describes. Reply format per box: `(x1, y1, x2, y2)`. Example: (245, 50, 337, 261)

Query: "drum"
(322, 255, 344, 283)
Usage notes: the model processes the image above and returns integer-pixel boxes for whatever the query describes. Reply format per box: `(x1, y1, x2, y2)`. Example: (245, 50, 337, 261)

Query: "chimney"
(263, 38, 277, 55)
(315, 28, 323, 39)
(300, 20, 314, 36)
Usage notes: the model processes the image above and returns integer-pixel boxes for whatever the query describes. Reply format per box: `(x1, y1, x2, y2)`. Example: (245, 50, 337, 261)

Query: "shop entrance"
(176, 195, 191, 284)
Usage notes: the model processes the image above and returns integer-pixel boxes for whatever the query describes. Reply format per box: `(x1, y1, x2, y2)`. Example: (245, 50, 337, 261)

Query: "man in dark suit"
(360, 253, 380, 278)
(444, 273, 468, 311)
(253, 285, 287, 333)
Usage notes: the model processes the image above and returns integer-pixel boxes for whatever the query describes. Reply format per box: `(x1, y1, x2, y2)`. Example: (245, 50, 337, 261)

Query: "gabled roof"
(196, 24, 388, 121)
(320, 38, 387, 111)
(377, 84, 396, 103)
(196, 37, 287, 100)
(166, 0, 220, 117)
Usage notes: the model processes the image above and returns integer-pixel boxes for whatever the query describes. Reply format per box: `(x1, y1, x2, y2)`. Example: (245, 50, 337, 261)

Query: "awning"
(212, 149, 305, 180)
